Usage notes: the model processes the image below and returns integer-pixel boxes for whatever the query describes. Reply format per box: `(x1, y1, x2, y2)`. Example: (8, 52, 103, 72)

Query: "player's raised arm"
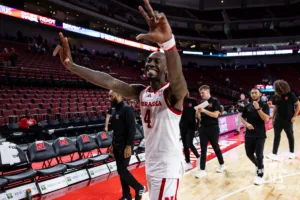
(136, 0, 187, 108)
(53, 32, 145, 99)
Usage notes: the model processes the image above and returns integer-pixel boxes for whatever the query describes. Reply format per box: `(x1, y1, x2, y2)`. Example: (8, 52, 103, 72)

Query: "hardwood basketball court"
(142, 118, 300, 200)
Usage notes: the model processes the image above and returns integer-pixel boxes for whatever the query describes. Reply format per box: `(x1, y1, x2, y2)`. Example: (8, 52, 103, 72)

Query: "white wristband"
(158, 34, 176, 52)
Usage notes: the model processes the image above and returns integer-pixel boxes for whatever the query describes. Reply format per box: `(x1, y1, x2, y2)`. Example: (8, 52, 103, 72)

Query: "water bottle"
(25, 188, 32, 200)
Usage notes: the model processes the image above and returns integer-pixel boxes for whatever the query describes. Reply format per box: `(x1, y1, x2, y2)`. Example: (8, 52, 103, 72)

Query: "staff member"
(180, 92, 200, 170)
(236, 93, 248, 134)
(107, 90, 145, 200)
(195, 85, 225, 178)
(241, 88, 270, 185)
(268, 80, 300, 160)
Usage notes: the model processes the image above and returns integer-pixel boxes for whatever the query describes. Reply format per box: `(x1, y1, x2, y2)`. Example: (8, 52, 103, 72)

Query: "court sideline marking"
(140, 126, 279, 200)
(216, 171, 300, 200)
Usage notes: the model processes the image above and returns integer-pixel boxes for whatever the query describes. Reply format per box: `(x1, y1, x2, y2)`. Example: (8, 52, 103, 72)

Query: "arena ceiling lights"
(0, 4, 158, 52)
(0, 4, 297, 57)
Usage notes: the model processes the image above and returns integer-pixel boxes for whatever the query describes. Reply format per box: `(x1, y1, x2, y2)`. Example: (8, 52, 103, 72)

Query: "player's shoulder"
(211, 97, 219, 102)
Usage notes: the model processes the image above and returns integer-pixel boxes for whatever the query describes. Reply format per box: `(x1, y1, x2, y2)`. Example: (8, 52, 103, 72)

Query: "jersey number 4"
(144, 109, 152, 128)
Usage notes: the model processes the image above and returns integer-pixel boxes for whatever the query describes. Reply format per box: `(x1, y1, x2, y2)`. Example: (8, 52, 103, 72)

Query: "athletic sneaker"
(254, 176, 264, 185)
(266, 153, 279, 161)
(195, 170, 207, 178)
(196, 157, 200, 168)
(254, 167, 258, 175)
(185, 162, 193, 170)
(289, 152, 295, 159)
(216, 165, 225, 173)
(135, 186, 146, 200)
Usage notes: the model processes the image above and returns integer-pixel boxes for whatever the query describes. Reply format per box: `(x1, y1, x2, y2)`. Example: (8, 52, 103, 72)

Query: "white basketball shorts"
(147, 175, 180, 200)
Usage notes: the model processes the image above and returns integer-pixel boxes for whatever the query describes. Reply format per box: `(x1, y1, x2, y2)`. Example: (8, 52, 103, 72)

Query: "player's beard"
(111, 99, 118, 106)
(147, 76, 160, 82)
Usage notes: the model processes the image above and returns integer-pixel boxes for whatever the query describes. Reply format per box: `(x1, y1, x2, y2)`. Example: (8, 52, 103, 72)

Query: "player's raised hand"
(136, 0, 172, 44)
(53, 32, 73, 69)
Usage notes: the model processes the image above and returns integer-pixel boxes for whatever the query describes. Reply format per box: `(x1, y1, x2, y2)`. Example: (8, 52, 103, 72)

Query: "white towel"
(0, 142, 20, 165)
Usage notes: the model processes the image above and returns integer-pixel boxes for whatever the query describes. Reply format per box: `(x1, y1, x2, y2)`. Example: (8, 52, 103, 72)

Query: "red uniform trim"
(158, 178, 166, 200)
(175, 178, 179, 200)
(163, 92, 182, 115)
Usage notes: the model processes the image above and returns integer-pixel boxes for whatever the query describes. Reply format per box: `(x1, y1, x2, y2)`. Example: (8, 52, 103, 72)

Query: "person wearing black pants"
(241, 88, 270, 185)
(195, 85, 225, 178)
(108, 91, 145, 200)
(180, 93, 200, 170)
(268, 80, 300, 160)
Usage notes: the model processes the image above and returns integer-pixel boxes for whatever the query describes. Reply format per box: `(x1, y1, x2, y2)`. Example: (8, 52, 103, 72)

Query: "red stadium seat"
(69, 102, 77, 108)
(69, 107, 77, 113)
(78, 107, 86, 112)
(13, 94, 24, 99)
(21, 99, 31, 104)
(2, 94, 13, 99)
(60, 107, 69, 114)
(0, 117, 5, 125)
(15, 109, 26, 116)
(41, 103, 51, 109)
(51, 108, 60, 115)
(18, 104, 28, 110)
(34, 99, 43, 104)
(85, 102, 93, 107)
(10, 99, 21, 104)
(6, 90, 15, 95)
(2, 110, 15, 117)
(0, 99, 10, 104)
(37, 109, 47, 115)
(6, 104, 18, 110)
(52, 99, 60, 104)
(51, 103, 60, 108)
(61, 103, 69, 108)
(77, 103, 84, 107)
(29, 104, 39, 109)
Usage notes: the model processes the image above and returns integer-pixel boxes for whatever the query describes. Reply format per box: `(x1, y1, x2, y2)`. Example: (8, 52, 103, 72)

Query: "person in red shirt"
(19, 110, 37, 129)
(1, 48, 10, 67)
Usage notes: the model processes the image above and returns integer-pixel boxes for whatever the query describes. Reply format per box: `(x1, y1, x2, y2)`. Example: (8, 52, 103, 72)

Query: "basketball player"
(241, 88, 270, 185)
(267, 80, 300, 160)
(53, 0, 187, 199)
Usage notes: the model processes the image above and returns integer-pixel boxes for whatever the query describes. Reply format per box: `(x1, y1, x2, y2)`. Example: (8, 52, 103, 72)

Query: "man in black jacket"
(108, 90, 145, 200)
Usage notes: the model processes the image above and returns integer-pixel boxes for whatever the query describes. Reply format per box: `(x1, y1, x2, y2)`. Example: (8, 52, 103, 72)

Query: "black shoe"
(119, 197, 132, 200)
(135, 186, 146, 200)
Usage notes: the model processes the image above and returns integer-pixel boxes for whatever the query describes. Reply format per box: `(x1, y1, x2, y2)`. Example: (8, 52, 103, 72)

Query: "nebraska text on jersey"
(141, 101, 162, 107)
